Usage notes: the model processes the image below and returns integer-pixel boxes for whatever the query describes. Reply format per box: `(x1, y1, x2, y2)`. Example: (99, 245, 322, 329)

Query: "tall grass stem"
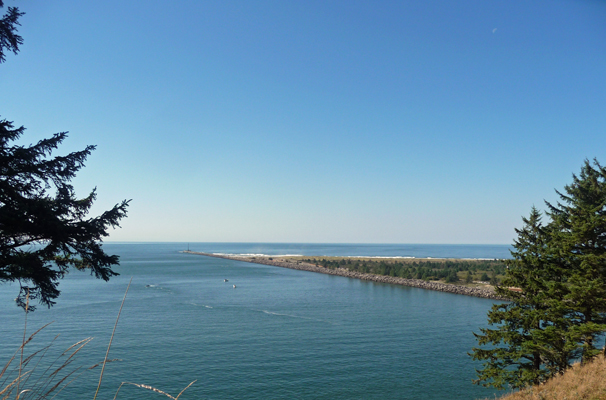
(93, 278, 132, 400)
(16, 290, 30, 400)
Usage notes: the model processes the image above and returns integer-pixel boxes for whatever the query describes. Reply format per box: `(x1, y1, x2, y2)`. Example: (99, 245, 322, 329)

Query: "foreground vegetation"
(286, 256, 506, 285)
(1, 286, 195, 399)
(490, 355, 606, 400)
(472, 159, 606, 391)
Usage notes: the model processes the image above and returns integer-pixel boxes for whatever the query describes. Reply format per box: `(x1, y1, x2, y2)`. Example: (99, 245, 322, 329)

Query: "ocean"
(0, 243, 509, 399)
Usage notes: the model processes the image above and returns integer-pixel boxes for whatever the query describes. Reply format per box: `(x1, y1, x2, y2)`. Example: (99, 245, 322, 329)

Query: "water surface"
(0, 243, 505, 399)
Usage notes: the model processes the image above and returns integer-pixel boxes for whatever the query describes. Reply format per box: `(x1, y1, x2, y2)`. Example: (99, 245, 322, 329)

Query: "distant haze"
(2, 1, 605, 244)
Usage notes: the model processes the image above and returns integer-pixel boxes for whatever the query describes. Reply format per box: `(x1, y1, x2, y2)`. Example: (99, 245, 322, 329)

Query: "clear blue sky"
(1, 0, 605, 244)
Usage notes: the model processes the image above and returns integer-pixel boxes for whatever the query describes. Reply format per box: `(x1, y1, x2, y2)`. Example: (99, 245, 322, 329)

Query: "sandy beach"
(184, 251, 507, 301)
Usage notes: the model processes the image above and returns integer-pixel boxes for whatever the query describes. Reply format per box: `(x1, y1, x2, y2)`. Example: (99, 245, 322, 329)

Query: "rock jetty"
(184, 251, 508, 301)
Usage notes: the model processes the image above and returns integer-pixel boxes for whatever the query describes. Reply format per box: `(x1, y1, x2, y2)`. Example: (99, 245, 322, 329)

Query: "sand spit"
(184, 251, 508, 301)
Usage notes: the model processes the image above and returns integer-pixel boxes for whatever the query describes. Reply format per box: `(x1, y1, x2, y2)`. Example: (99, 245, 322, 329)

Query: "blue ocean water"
(0, 243, 507, 399)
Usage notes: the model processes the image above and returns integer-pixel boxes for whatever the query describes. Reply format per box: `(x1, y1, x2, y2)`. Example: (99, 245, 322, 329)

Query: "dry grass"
(2, 282, 195, 399)
(489, 356, 606, 400)
(112, 380, 197, 400)
(0, 295, 98, 400)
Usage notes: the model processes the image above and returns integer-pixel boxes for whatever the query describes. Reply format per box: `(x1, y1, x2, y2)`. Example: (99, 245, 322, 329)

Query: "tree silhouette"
(0, 2, 130, 309)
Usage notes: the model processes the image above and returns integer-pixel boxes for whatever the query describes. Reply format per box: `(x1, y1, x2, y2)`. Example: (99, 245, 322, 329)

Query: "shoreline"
(184, 251, 508, 301)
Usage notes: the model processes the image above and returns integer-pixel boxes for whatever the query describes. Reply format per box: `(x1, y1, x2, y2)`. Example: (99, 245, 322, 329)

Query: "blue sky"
(1, 0, 605, 244)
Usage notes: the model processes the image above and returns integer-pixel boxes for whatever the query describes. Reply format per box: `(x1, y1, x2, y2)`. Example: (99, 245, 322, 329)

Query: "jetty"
(183, 251, 507, 301)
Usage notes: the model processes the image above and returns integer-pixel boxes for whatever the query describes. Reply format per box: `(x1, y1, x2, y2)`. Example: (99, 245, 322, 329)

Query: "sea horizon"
(0, 242, 504, 399)
(102, 242, 513, 260)
(106, 241, 512, 245)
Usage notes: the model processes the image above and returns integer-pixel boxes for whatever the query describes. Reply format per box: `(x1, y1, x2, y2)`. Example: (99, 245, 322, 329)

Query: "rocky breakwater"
(184, 252, 508, 301)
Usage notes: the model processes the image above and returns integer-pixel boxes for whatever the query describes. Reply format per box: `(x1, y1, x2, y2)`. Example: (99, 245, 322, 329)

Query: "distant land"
(185, 251, 509, 301)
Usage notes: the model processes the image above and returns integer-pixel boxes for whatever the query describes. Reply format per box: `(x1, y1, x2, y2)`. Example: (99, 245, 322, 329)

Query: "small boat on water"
(224, 279, 228, 282)
(233, 284, 236, 289)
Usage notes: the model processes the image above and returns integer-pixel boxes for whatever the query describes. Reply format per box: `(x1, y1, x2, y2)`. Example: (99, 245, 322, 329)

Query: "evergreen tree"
(0, 0, 23, 63)
(0, 2, 130, 310)
(546, 159, 606, 363)
(0, 120, 130, 310)
(445, 269, 459, 283)
(489, 271, 499, 285)
(471, 208, 568, 389)
(471, 160, 606, 390)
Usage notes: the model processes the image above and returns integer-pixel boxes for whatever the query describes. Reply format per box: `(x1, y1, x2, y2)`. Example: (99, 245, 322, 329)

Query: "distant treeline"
(301, 258, 505, 284)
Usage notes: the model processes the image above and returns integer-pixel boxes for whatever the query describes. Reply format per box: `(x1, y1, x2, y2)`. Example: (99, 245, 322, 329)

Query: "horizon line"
(103, 241, 512, 246)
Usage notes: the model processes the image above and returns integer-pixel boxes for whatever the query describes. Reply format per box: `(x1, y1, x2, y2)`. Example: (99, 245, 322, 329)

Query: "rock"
(188, 252, 509, 301)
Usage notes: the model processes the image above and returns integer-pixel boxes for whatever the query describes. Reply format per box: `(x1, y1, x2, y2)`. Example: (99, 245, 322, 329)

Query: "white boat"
(233, 284, 236, 289)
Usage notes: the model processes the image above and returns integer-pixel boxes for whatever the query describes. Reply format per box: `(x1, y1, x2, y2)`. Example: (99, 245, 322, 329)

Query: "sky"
(0, 0, 605, 244)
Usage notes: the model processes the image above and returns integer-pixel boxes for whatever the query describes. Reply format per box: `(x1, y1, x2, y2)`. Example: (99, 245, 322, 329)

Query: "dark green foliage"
(0, 1, 24, 63)
(471, 208, 571, 389)
(302, 257, 504, 284)
(489, 271, 499, 285)
(445, 269, 459, 283)
(0, 120, 130, 309)
(546, 160, 606, 362)
(0, 5, 130, 309)
(471, 160, 606, 390)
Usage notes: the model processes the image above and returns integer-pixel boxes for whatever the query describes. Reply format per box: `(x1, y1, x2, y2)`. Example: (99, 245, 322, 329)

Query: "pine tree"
(0, 120, 130, 309)
(470, 208, 572, 389)
(471, 160, 606, 390)
(546, 159, 606, 363)
(0, 0, 23, 63)
(0, 2, 130, 310)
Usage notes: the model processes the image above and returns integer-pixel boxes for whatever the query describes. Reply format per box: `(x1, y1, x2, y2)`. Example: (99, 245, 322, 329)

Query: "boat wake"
(187, 302, 213, 309)
(255, 309, 335, 324)
(145, 284, 172, 292)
